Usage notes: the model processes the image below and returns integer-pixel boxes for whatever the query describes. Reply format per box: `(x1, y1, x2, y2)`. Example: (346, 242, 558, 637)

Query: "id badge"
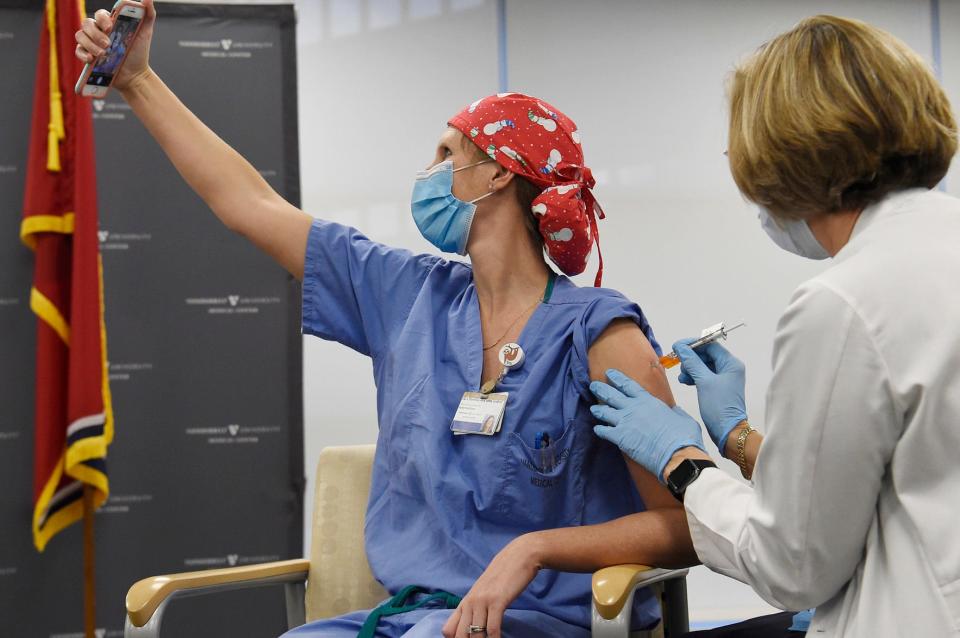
(450, 392, 508, 436)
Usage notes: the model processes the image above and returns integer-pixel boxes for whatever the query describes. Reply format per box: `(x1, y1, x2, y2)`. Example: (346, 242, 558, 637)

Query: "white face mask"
(758, 207, 830, 260)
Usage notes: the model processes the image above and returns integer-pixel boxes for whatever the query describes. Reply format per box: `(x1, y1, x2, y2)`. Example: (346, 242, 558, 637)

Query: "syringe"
(659, 321, 746, 369)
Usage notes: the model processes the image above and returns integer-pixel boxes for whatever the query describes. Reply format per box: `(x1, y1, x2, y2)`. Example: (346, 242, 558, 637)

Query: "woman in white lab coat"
(590, 15, 960, 637)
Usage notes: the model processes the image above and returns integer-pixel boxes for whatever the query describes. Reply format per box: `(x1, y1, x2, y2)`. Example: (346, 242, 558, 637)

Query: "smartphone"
(74, 1, 146, 98)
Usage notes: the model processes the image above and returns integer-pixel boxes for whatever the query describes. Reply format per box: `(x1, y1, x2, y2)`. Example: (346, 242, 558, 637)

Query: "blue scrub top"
(302, 220, 663, 630)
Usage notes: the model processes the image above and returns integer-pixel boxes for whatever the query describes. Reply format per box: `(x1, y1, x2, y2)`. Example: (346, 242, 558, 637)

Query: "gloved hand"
(674, 339, 747, 453)
(590, 369, 705, 482)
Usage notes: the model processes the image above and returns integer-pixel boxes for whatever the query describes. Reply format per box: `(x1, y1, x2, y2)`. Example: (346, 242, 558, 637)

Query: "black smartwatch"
(666, 459, 717, 503)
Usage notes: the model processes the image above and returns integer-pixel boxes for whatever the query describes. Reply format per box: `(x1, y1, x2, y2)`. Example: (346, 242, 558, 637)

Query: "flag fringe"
(98, 255, 115, 445)
(32, 448, 109, 552)
(45, 0, 65, 172)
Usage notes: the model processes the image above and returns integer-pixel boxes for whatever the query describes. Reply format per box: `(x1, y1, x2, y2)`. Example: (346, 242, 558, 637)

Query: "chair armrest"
(126, 558, 310, 627)
(592, 564, 690, 621)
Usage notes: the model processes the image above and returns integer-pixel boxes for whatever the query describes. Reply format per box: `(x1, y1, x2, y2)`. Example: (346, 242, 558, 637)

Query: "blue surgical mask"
(758, 207, 830, 260)
(411, 159, 493, 255)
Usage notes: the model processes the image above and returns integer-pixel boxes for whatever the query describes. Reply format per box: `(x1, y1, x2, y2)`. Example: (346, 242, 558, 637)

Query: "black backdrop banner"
(0, 2, 304, 636)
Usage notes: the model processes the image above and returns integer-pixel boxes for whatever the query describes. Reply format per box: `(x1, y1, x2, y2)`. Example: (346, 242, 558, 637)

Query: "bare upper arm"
(588, 318, 681, 510)
(241, 195, 313, 281)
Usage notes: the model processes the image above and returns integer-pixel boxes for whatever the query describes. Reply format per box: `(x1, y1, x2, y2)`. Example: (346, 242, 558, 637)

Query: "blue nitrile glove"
(674, 339, 747, 453)
(590, 369, 705, 482)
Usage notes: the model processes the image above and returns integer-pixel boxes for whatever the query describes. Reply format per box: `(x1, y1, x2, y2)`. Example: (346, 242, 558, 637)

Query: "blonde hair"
(728, 15, 957, 217)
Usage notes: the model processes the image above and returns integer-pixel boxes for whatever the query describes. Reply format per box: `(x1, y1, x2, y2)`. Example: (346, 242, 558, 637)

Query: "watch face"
(667, 459, 717, 501)
(668, 460, 699, 493)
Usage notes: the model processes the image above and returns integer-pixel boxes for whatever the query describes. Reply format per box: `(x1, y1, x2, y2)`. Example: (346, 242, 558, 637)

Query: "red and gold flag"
(22, 0, 113, 552)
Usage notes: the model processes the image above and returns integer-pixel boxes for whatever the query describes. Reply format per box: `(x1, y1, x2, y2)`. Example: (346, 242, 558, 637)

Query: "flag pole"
(83, 485, 96, 638)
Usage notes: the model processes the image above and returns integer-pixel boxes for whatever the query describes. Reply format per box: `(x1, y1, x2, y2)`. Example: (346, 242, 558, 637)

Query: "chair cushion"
(306, 445, 389, 620)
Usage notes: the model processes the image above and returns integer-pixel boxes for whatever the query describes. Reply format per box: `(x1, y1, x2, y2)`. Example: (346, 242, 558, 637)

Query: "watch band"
(666, 459, 717, 503)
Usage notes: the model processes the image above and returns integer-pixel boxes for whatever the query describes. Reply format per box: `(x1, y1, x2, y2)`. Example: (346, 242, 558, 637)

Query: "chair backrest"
(305, 444, 389, 621)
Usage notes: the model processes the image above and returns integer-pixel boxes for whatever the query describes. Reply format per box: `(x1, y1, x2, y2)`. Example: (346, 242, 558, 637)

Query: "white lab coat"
(684, 188, 960, 637)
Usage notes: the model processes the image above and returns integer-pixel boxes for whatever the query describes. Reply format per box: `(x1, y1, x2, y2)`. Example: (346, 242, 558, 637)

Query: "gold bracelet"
(736, 421, 755, 479)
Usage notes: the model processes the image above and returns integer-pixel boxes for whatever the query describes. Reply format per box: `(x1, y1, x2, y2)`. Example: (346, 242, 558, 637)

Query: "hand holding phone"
(74, 0, 155, 97)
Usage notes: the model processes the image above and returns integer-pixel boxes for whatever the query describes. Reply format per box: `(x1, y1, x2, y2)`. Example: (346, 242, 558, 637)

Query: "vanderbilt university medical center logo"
(185, 422, 282, 445)
(177, 37, 274, 58)
(185, 293, 282, 315)
(97, 229, 151, 250)
(99, 492, 153, 515)
(106, 361, 153, 383)
(91, 99, 132, 120)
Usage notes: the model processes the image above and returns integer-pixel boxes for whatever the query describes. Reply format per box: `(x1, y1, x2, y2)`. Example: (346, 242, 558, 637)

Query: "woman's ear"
(489, 165, 515, 193)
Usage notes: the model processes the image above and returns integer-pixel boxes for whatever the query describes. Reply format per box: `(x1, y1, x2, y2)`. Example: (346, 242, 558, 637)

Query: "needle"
(658, 322, 746, 369)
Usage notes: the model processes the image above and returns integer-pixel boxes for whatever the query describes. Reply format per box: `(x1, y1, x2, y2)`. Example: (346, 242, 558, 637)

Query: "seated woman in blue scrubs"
(73, 6, 695, 635)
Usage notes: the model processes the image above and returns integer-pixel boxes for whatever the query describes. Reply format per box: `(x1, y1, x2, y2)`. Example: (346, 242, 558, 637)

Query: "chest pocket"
(497, 418, 586, 531)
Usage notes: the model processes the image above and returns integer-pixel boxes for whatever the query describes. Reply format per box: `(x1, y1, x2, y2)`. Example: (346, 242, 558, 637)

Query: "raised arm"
(76, 0, 311, 278)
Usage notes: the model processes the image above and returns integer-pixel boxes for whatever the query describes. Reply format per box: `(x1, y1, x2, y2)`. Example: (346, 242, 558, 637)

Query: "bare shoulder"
(588, 318, 681, 510)
(588, 318, 672, 406)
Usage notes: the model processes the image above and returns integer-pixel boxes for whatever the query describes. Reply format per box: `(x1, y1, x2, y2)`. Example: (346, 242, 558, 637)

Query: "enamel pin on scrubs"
(478, 342, 525, 394)
(499, 342, 525, 369)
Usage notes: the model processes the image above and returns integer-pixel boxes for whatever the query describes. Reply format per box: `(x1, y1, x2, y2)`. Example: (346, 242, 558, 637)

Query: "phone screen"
(85, 13, 141, 87)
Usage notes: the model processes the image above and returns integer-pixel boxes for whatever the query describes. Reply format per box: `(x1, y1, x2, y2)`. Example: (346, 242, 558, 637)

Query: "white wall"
(943, 0, 960, 198)
(294, 0, 954, 625)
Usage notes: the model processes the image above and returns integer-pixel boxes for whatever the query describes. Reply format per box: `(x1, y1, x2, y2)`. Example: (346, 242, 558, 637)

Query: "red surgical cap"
(449, 92, 605, 286)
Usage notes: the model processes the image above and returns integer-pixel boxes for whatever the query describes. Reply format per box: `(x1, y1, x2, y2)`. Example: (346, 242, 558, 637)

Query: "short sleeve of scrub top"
(570, 293, 662, 392)
(301, 220, 439, 356)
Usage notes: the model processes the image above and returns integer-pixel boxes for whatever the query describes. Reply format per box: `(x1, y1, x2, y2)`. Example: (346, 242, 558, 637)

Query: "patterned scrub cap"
(448, 92, 605, 286)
